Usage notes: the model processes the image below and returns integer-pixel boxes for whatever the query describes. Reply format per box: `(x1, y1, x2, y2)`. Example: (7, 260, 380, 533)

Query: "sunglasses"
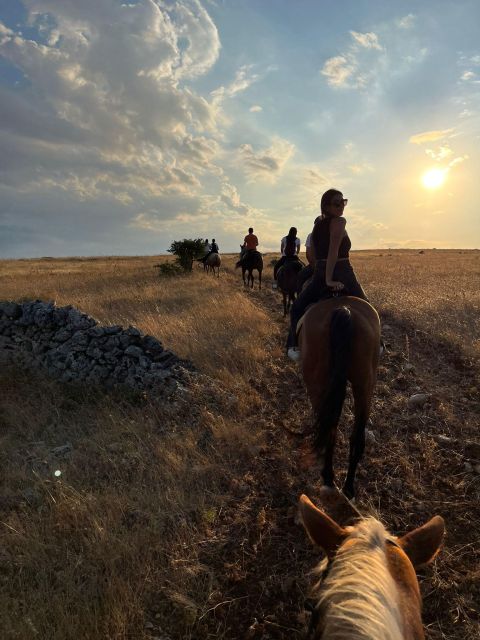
(331, 198, 348, 207)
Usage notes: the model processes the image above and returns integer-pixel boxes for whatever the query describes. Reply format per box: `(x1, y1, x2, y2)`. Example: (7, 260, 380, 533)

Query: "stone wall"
(0, 300, 192, 390)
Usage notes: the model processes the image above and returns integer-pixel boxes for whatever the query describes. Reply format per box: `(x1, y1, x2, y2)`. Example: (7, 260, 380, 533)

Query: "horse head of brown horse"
(298, 296, 380, 498)
(299, 493, 445, 639)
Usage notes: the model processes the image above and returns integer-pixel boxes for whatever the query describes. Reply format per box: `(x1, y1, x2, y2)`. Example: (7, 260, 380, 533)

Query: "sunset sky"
(1, 0, 479, 257)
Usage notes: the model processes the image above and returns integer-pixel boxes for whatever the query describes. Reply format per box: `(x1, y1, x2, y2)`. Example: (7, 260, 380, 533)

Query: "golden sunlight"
(422, 167, 447, 189)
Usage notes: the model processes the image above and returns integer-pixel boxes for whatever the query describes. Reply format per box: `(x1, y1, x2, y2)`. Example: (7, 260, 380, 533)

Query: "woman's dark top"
(284, 235, 297, 256)
(312, 216, 351, 260)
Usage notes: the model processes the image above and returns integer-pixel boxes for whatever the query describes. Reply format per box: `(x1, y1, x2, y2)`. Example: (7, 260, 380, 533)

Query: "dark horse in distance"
(277, 259, 303, 316)
(236, 246, 263, 289)
(298, 296, 380, 498)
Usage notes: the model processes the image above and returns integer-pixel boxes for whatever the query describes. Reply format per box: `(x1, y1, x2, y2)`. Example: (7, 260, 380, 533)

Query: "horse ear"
(299, 494, 348, 558)
(397, 516, 445, 568)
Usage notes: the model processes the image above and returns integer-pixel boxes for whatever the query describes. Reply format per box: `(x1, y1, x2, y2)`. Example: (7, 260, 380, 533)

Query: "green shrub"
(167, 239, 206, 272)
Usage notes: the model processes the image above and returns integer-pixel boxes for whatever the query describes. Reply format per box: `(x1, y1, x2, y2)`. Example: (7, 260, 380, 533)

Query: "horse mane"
(312, 518, 404, 640)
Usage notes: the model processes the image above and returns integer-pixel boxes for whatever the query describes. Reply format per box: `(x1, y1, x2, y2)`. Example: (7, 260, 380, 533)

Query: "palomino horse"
(299, 494, 445, 640)
(204, 252, 221, 277)
(298, 296, 380, 498)
(277, 259, 303, 316)
(236, 247, 263, 289)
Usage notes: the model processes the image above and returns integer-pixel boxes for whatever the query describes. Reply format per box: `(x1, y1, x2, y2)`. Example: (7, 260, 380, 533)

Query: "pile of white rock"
(0, 300, 192, 390)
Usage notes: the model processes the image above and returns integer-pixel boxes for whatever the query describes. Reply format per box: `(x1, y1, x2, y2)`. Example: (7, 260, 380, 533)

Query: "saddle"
(296, 288, 350, 336)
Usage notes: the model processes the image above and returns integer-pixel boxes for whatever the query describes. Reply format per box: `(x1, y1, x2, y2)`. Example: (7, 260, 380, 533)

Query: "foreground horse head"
(299, 494, 445, 640)
(204, 252, 221, 276)
(298, 296, 380, 498)
(277, 260, 303, 316)
(235, 250, 263, 289)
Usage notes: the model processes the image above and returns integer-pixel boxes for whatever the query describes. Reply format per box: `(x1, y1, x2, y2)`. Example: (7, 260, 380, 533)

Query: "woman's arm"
(325, 218, 346, 290)
(280, 237, 285, 254)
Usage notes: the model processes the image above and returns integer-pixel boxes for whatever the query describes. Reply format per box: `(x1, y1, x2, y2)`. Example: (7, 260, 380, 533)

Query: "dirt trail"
(194, 284, 480, 640)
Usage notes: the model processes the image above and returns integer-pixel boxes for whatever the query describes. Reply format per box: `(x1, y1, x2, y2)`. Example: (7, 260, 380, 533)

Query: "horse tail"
(235, 260, 242, 269)
(313, 306, 352, 455)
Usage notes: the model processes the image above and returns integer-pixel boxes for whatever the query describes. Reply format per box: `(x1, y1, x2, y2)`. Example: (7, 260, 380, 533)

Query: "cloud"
(239, 137, 295, 182)
(425, 145, 453, 161)
(321, 55, 356, 87)
(409, 129, 454, 144)
(349, 163, 374, 174)
(320, 30, 382, 89)
(448, 155, 468, 168)
(249, 105, 262, 112)
(0, 1, 234, 255)
(211, 65, 260, 103)
(397, 14, 415, 29)
(350, 31, 382, 50)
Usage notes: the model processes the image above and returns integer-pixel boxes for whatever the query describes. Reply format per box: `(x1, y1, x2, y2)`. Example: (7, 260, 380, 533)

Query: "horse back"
(277, 261, 301, 293)
(299, 297, 380, 402)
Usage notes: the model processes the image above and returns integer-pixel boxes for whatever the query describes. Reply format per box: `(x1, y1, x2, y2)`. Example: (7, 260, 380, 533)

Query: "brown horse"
(277, 259, 303, 316)
(204, 252, 221, 276)
(298, 296, 380, 498)
(299, 494, 445, 639)
(236, 247, 263, 289)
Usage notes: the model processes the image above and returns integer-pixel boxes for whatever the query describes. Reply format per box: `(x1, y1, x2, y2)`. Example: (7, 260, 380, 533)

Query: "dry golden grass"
(354, 249, 480, 359)
(0, 250, 479, 639)
(0, 254, 278, 387)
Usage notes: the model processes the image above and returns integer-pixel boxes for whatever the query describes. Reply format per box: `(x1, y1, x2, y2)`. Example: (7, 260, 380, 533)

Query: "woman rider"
(272, 227, 301, 289)
(286, 189, 369, 361)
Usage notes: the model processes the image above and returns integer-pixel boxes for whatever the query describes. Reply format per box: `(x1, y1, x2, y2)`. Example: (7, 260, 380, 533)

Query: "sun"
(422, 167, 447, 189)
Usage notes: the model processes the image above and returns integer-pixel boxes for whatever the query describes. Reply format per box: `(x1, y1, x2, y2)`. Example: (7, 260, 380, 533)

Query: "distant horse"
(298, 296, 380, 498)
(236, 246, 263, 289)
(299, 494, 445, 640)
(277, 259, 303, 316)
(204, 252, 221, 277)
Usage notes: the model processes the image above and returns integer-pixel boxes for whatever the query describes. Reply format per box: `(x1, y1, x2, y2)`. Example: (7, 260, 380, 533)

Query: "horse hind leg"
(312, 411, 338, 488)
(343, 381, 374, 499)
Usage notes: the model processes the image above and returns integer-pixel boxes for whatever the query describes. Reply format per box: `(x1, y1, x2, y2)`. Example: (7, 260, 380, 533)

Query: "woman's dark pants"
(296, 264, 314, 293)
(287, 261, 368, 349)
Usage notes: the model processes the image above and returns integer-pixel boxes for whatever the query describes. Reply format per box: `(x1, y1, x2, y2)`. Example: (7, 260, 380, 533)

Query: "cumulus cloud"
(249, 105, 262, 112)
(0, 0, 274, 255)
(409, 129, 454, 144)
(238, 137, 295, 182)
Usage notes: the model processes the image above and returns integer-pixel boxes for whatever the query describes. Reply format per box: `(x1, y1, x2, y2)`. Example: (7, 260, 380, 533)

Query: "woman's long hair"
(287, 226, 297, 239)
(320, 189, 343, 218)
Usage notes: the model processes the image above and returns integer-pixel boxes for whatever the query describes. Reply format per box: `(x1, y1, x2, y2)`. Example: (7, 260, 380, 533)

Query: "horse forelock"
(311, 518, 404, 640)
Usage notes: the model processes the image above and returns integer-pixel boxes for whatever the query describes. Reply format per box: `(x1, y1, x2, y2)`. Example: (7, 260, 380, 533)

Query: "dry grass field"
(0, 250, 479, 639)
